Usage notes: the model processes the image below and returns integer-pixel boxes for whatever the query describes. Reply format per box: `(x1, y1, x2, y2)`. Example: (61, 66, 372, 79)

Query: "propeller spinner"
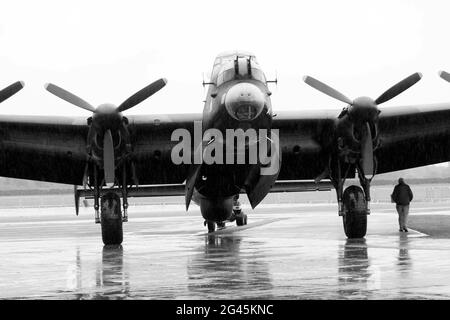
(303, 72, 422, 177)
(45, 78, 167, 186)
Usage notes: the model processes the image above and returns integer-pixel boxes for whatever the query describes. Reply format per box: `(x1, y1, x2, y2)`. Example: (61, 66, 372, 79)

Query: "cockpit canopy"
(212, 52, 266, 86)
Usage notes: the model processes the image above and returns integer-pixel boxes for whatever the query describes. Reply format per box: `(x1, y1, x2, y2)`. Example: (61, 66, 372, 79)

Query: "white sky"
(1, 0, 450, 116)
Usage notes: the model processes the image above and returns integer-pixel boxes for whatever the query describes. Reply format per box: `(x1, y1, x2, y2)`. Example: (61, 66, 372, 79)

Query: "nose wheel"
(202, 195, 248, 232)
(234, 210, 247, 226)
(233, 195, 247, 226)
(204, 220, 227, 233)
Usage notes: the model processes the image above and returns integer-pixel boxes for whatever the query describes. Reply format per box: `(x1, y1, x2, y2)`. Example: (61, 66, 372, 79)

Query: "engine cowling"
(336, 115, 378, 157)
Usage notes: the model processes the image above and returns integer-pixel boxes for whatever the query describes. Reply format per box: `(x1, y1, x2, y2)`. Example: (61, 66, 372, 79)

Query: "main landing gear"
(342, 185, 367, 238)
(331, 160, 372, 239)
(100, 192, 123, 245)
(91, 165, 129, 245)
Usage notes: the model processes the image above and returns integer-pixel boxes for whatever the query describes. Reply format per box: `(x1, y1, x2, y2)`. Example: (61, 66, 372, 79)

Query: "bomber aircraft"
(1, 50, 450, 245)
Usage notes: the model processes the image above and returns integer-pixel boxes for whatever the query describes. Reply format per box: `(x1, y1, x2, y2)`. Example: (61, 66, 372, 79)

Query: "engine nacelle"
(336, 116, 378, 156)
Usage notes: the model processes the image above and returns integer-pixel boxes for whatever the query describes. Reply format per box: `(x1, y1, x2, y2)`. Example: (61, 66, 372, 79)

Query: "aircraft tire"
(100, 192, 123, 245)
(342, 185, 367, 239)
(207, 221, 216, 233)
(236, 213, 247, 226)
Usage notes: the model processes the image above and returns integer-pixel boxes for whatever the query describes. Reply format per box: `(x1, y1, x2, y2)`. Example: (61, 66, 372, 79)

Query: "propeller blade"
(0, 81, 24, 104)
(439, 70, 450, 83)
(117, 78, 167, 112)
(360, 122, 374, 178)
(45, 83, 96, 112)
(74, 185, 80, 216)
(303, 76, 352, 105)
(375, 72, 422, 105)
(103, 130, 115, 186)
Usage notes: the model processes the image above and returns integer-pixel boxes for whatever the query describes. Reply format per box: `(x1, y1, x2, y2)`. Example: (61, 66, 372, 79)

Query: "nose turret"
(224, 83, 265, 121)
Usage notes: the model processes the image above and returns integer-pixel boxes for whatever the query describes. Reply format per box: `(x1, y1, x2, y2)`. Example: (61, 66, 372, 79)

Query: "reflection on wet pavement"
(187, 235, 274, 299)
(95, 245, 130, 299)
(338, 239, 372, 298)
(67, 245, 130, 299)
(1, 203, 450, 299)
(397, 237, 411, 273)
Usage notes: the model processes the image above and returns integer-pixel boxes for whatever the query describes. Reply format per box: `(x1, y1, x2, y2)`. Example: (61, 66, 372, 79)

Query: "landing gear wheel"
(342, 185, 367, 239)
(100, 192, 123, 245)
(217, 221, 226, 229)
(206, 221, 216, 233)
(236, 212, 248, 226)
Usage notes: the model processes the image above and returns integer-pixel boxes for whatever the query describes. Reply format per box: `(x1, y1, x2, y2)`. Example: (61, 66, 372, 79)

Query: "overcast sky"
(1, 0, 450, 117)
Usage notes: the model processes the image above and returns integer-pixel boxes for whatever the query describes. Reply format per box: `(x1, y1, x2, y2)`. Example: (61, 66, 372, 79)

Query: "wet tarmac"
(1, 202, 450, 299)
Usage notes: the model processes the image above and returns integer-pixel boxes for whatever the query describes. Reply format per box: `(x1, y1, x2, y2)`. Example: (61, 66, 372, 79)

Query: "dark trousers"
(396, 205, 409, 229)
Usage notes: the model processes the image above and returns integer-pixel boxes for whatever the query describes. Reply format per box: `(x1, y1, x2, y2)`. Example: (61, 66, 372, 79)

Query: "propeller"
(103, 130, 115, 185)
(116, 78, 167, 112)
(45, 83, 95, 112)
(439, 70, 450, 83)
(303, 73, 422, 119)
(375, 73, 423, 105)
(303, 72, 422, 178)
(0, 81, 25, 104)
(45, 78, 167, 186)
(359, 122, 373, 177)
(45, 78, 167, 114)
(303, 76, 352, 105)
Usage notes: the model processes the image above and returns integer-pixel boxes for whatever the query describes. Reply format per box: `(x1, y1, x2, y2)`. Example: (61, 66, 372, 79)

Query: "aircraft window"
(216, 60, 266, 85)
(224, 69, 235, 82)
(251, 68, 266, 83)
(217, 73, 223, 86)
(217, 68, 236, 86)
(237, 58, 248, 77)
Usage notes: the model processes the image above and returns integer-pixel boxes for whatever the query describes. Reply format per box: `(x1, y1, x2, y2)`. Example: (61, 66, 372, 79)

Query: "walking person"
(391, 178, 413, 232)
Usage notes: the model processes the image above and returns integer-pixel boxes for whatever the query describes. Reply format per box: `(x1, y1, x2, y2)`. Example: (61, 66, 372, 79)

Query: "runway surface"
(1, 201, 450, 299)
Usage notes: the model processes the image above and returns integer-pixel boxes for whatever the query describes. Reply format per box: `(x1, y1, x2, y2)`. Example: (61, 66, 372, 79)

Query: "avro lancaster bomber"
(1, 50, 450, 245)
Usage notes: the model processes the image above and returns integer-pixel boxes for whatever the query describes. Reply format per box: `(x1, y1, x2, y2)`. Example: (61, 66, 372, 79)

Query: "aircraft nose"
(224, 83, 265, 121)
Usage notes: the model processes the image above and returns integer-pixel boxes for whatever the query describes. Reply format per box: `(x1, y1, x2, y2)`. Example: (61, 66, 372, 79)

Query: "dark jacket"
(391, 183, 413, 205)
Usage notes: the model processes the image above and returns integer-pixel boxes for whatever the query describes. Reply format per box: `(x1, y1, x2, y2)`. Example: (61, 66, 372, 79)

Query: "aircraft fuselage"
(194, 51, 276, 222)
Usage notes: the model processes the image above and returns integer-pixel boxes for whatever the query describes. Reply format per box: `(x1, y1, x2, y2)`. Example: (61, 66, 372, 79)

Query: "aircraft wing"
(273, 110, 339, 180)
(375, 103, 450, 174)
(273, 103, 450, 180)
(2, 103, 450, 187)
(0, 115, 89, 185)
(0, 113, 201, 186)
(126, 113, 201, 185)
